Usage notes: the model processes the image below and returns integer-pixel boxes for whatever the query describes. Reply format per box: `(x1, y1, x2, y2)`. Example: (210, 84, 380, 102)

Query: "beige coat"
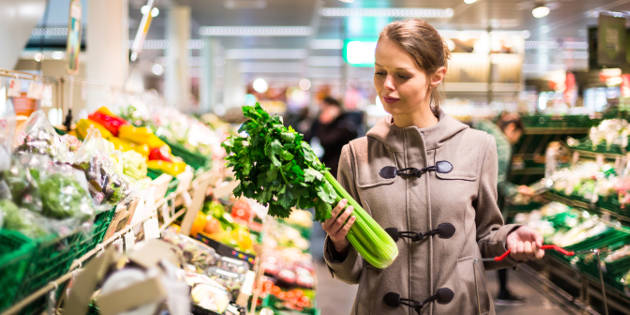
(324, 111, 519, 315)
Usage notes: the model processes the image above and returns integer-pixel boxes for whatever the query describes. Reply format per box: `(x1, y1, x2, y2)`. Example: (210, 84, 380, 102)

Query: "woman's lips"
(383, 96, 400, 104)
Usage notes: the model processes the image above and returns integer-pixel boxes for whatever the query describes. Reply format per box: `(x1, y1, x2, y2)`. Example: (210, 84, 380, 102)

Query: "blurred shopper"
(321, 19, 544, 315)
(474, 114, 535, 305)
(304, 96, 359, 176)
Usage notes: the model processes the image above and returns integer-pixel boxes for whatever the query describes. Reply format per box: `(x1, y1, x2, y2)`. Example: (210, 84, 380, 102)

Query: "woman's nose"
(383, 75, 395, 90)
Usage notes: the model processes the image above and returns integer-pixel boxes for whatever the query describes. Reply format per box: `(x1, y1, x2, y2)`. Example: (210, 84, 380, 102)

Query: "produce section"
(507, 115, 630, 314)
(0, 100, 325, 315)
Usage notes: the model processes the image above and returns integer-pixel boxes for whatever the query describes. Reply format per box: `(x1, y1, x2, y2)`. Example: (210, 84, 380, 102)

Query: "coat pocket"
(434, 147, 477, 182)
(465, 257, 491, 315)
(435, 256, 490, 315)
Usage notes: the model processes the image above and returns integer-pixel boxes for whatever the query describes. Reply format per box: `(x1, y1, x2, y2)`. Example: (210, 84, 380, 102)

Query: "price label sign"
(143, 217, 160, 240)
(124, 231, 136, 251)
(7, 79, 20, 97)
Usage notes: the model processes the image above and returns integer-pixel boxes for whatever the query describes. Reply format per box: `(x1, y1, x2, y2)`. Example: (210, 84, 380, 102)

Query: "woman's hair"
(322, 96, 342, 108)
(378, 19, 450, 116)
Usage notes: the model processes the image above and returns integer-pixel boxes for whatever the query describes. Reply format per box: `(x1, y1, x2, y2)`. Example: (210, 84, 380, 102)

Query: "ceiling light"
(151, 63, 164, 76)
(253, 78, 268, 93)
(33, 52, 43, 62)
(310, 39, 343, 50)
(199, 26, 311, 37)
(532, 4, 550, 18)
(320, 7, 454, 18)
(299, 79, 311, 91)
(141, 5, 159, 17)
(338, 0, 354, 2)
(464, 0, 477, 4)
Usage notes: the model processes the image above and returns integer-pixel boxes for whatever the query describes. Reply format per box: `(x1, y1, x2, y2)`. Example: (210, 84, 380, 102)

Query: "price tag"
(143, 217, 160, 240)
(240, 270, 256, 296)
(7, 79, 20, 97)
(124, 231, 136, 251)
(41, 84, 53, 107)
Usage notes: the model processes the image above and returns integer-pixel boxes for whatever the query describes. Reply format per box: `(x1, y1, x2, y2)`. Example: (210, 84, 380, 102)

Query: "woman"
(322, 19, 544, 315)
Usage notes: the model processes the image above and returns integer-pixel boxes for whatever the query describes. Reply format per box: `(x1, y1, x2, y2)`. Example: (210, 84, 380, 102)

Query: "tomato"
(203, 217, 222, 234)
(231, 199, 252, 222)
(297, 295, 311, 307)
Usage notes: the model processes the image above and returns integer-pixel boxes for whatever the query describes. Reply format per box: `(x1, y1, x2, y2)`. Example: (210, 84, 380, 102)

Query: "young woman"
(322, 19, 544, 315)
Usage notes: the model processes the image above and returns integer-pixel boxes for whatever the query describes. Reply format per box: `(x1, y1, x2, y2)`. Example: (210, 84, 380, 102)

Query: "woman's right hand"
(322, 199, 356, 253)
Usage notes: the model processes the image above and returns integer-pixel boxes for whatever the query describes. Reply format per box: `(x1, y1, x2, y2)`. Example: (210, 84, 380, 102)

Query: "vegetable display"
(222, 103, 398, 269)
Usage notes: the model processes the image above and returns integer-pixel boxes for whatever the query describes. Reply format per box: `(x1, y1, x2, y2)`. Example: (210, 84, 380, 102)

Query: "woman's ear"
(430, 66, 447, 88)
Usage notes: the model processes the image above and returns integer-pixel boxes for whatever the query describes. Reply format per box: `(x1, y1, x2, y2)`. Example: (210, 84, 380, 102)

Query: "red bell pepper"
(88, 111, 128, 136)
(148, 147, 172, 162)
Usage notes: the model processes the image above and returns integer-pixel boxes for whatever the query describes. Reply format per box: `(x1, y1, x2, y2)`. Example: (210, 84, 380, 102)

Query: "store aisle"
(314, 263, 574, 315)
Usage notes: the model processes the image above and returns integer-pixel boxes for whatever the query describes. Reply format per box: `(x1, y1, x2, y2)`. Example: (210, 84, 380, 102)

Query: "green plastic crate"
(0, 230, 36, 312)
(160, 137, 210, 170)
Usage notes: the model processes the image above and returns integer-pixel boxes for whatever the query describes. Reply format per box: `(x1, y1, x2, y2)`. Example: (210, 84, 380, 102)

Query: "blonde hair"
(378, 19, 450, 116)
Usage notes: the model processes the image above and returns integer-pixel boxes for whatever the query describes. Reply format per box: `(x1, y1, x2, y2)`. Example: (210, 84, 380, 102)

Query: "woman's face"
(373, 37, 436, 117)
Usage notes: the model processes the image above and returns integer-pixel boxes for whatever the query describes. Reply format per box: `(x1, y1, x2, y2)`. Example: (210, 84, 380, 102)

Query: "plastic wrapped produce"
(14, 111, 72, 163)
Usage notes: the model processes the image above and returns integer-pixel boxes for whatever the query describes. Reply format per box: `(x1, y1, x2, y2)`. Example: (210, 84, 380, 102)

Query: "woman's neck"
(392, 107, 438, 128)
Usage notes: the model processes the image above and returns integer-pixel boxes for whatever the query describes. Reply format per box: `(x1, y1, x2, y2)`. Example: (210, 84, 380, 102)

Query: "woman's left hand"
(506, 226, 545, 261)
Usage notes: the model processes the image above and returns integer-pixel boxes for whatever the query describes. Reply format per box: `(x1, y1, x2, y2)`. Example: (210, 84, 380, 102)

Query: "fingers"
(322, 199, 348, 233)
(334, 206, 354, 234)
(509, 240, 541, 262)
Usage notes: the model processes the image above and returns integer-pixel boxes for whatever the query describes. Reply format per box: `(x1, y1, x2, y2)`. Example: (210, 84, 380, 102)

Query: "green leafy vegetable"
(39, 173, 94, 220)
(0, 199, 47, 238)
(222, 103, 398, 269)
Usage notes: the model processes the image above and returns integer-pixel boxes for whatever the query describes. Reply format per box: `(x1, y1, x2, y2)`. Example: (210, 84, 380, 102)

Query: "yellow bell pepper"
(118, 125, 170, 152)
(96, 106, 116, 117)
(108, 137, 150, 158)
(76, 119, 114, 140)
(147, 160, 186, 176)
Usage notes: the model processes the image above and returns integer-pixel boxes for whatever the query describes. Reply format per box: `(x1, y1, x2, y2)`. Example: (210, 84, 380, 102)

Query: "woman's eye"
(374, 71, 386, 76)
(397, 74, 409, 79)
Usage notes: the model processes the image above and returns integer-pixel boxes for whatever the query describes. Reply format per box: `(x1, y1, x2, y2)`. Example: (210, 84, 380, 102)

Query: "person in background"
(473, 113, 535, 305)
(304, 96, 359, 176)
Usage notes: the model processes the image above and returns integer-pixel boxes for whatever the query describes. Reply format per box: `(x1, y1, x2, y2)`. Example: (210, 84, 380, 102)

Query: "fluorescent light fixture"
(226, 49, 307, 60)
(310, 39, 343, 50)
(31, 27, 68, 37)
(130, 39, 203, 50)
(532, 5, 550, 18)
(239, 62, 303, 73)
(253, 78, 268, 93)
(464, 0, 477, 4)
(199, 26, 311, 37)
(320, 7, 454, 18)
(33, 52, 43, 62)
(224, 0, 266, 9)
(343, 40, 377, 66)
(308, 56, 344, 67)
(338, 0, 354, 3)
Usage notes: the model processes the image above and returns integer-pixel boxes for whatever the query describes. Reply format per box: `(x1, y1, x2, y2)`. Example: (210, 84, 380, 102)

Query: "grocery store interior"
(2, 0, 630, 314)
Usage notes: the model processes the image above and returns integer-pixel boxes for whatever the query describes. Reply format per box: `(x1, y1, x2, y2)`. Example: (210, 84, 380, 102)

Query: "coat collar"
(366, 109, 469, 152)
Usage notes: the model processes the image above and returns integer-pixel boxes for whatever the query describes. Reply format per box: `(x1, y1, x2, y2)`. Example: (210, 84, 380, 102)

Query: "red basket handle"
(492, 244, 575, 262)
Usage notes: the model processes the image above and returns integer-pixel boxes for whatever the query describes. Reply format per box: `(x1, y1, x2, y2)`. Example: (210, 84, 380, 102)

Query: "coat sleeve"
(323, 143, 364, 284)
(476, 135, 520, 269)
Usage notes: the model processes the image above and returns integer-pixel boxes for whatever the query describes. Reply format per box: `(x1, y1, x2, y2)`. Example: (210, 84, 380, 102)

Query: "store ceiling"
(21, 0, 630, 80)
